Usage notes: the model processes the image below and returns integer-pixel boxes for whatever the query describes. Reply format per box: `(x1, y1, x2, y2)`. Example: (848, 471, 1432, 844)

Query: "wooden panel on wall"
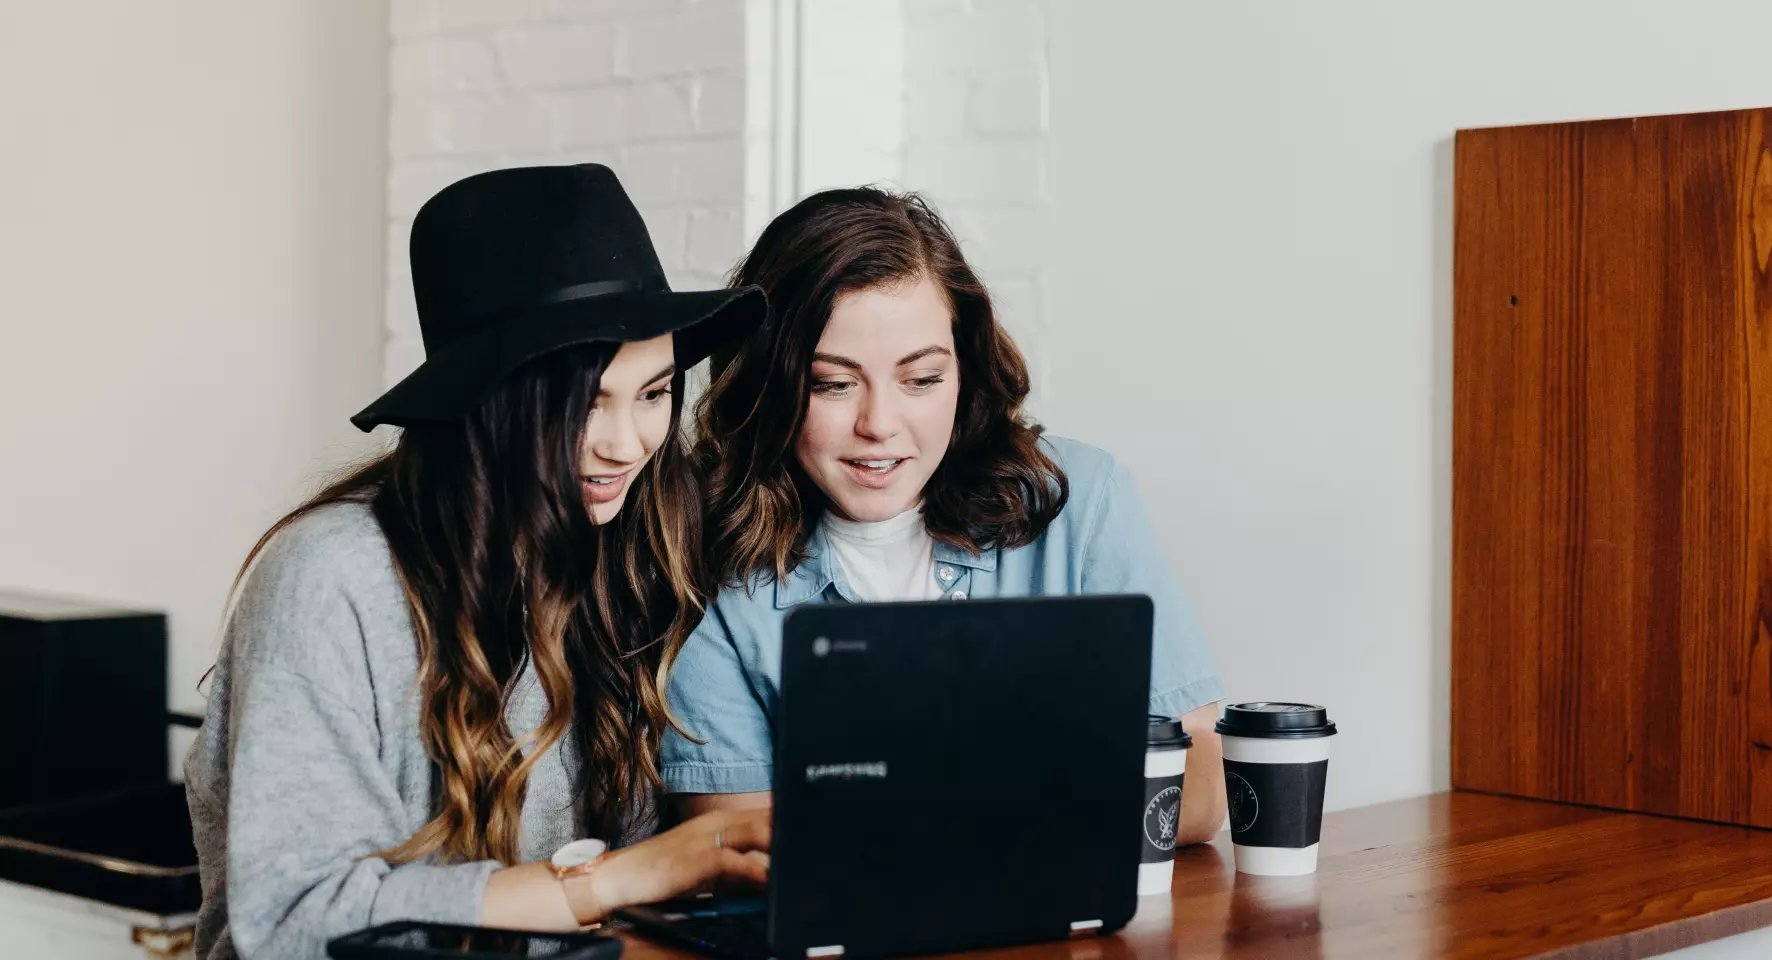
(1452, 107, 1772, 827)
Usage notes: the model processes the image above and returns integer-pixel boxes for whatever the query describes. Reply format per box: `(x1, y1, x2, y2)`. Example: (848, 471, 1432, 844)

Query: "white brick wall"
(901, 0, 1051, 408)
(788, 0, 1051, 408)
(383, 0, 749, 389)
(383, 0, 1051, 410)
(798, 0, 906, 192)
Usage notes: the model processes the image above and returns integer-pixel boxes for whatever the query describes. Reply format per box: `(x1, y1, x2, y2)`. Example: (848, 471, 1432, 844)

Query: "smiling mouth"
(843, 458, 906, 473)
(581, 471, 631, 503)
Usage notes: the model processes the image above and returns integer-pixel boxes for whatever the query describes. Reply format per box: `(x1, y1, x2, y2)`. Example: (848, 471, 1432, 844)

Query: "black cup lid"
(1147, 714, 1193, 749)
(1214, 702, 1337, 739)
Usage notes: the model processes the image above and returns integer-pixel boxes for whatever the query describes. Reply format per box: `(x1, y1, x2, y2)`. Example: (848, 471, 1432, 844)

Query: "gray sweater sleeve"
(194, 508, 498, 959)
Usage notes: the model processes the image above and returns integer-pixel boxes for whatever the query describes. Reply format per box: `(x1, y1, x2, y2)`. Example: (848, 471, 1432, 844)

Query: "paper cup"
(1216, 703, 1336, 876)
(1138, 715, 1192, 895)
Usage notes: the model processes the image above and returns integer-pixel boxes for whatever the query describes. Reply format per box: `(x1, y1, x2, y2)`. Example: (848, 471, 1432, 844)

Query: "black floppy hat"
(352, 163, 767, 431)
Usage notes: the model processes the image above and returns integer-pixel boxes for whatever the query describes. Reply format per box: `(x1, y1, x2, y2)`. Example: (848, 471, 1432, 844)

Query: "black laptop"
(621, 594, 1155, 960)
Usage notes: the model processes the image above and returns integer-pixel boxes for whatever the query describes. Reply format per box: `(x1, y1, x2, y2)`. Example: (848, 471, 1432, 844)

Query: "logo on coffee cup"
(1226, 772, 1260, 834)
(1143, 785, 1182, 851)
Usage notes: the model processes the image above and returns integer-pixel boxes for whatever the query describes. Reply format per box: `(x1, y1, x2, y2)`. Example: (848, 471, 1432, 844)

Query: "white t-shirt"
(821, 507, 941, 602)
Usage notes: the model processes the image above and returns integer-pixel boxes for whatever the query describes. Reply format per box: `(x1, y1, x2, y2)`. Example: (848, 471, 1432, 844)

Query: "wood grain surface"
(617, 792, 1772, 960)
(1452, 107, 1772, 827)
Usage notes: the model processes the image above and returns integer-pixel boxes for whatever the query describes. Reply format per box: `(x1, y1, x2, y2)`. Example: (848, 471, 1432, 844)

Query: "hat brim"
(351, 285, 767, 431)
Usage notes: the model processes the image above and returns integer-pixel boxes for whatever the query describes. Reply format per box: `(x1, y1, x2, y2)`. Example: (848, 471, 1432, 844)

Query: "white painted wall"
(1045, 0, 1772, 813)
(1663, 927, 1772, 959)
(0, 2, 388, 749)
(795, 0, 1053, 405)
(384, 0, 750, 389)
(383, 0, 1050, 414)
(797, 0, 905, 195)
(900, 0, 1050, 397)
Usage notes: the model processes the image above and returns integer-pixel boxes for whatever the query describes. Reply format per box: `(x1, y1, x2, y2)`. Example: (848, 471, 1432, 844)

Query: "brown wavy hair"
(697, 186, 1067, 585)
(226, 344, 701, 865)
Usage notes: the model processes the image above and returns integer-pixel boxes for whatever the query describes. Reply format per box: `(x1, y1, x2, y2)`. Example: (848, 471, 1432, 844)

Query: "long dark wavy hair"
(226, 344, 702, 865)
(696, 186, 1067, 585)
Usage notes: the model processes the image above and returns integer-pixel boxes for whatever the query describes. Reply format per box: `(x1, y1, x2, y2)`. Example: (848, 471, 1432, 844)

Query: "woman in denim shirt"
(664, 187, 1227, 845)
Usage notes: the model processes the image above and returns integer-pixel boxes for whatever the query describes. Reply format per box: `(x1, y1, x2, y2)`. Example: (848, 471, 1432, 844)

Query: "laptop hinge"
(1069, 920, 1104, 937)
(807, 947, 845, 958)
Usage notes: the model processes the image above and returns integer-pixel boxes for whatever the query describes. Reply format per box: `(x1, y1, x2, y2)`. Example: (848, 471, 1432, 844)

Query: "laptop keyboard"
(665, 912, 772, 959)
(622, 898, 773, 960)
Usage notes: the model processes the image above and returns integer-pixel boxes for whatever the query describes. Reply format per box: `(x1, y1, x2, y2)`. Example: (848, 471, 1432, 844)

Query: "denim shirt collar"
(772, 521, 998, 609)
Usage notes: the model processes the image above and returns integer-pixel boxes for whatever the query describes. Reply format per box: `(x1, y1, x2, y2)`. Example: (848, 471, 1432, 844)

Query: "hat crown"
(409, 164, 668, 353)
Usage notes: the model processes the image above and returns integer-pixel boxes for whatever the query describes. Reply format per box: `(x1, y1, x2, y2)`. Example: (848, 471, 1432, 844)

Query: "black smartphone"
(327, 920, 624, 959)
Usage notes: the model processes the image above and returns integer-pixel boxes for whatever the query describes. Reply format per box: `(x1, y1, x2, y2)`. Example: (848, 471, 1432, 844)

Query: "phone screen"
(336, 921, 616, 959)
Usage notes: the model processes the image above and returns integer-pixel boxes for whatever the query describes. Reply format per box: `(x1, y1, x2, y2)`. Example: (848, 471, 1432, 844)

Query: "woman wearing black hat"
(183, 165, 772, 958)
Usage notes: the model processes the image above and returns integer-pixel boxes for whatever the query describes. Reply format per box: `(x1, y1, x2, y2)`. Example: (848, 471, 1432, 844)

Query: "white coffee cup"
(1138, 715, 1192, 895)
(1216, 702, 1337, 876)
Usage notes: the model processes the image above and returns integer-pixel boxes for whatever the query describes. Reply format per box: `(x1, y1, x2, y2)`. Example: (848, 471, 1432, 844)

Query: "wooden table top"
(618, 791, 1772, 960)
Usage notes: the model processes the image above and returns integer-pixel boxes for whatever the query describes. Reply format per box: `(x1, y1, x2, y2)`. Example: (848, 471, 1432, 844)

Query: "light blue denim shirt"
(662, 435, 1224, 794)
